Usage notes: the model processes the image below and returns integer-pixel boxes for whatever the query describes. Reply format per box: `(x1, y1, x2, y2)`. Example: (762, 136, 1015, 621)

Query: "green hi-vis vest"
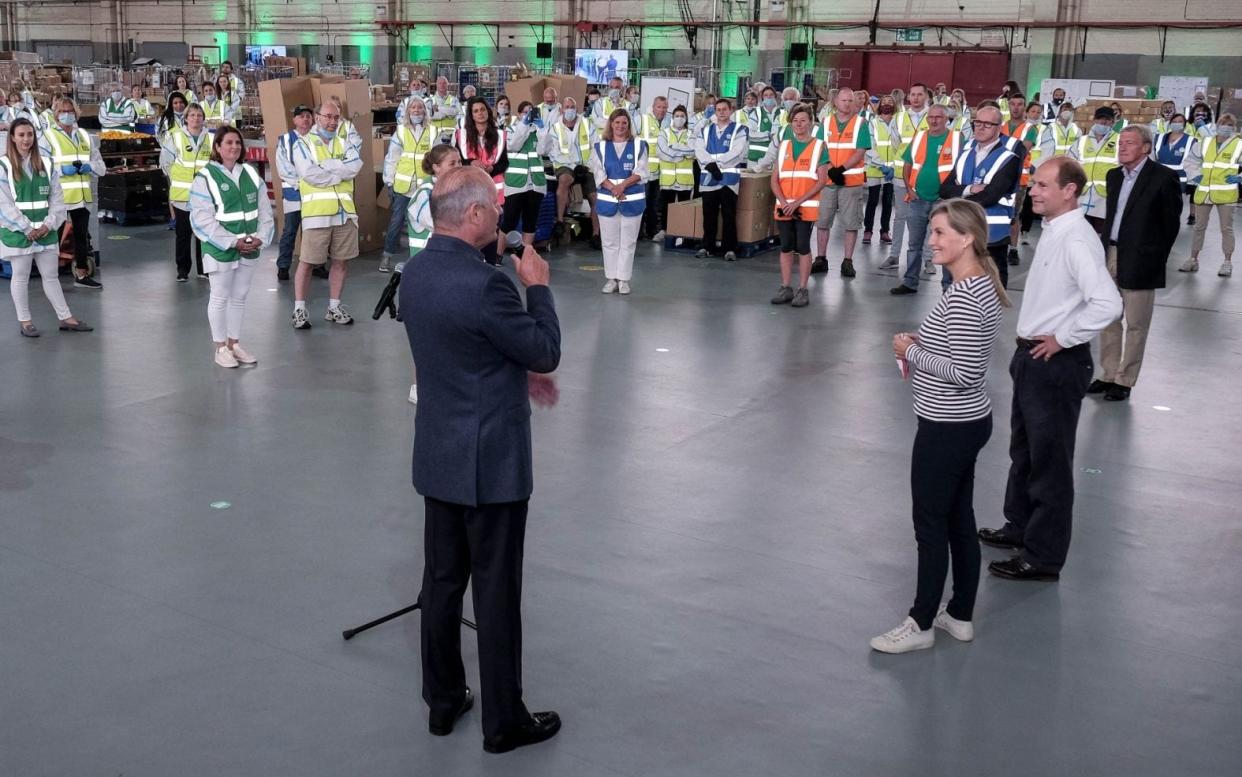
(504, 129, 547, 192)
(392, 124, 434, 195)
(167, 126, 212, 204)
(0, 156, 57, 248)
(407, 180, 434, 257)
(298, 134, 356, 218)
(197, 162, 263, 263)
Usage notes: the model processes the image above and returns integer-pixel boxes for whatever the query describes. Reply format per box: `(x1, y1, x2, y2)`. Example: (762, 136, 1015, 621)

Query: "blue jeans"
(384, 189, 412, 256)
(276, 208, 302, 270)
(901, 197, 936, 290)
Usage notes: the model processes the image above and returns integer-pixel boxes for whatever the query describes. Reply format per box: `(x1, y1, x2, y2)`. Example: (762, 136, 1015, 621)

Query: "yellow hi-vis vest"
(392, 124, 433, 195)
(553, 120, 592, 164)
(638, 113, 663, 175)
(1193, 135, 1242, 205)
(1077, 133, 1120, 200)
(298, 134, 356, 218)
(45, 126, 93, 205)
(865, 118, 896, 180)
(892, 110, 929, 177)
(658, 128, 695, 188)
(167, 126, 212, 204)
(1052, 122, 1080, 156)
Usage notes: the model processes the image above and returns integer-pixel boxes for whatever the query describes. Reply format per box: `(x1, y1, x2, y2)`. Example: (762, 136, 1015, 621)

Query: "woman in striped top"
(871, 198, 1009, 654)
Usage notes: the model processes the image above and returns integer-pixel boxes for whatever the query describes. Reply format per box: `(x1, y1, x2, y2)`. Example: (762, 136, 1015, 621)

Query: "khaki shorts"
(816, 185, 866, 231)
(300, 221, 360, 265)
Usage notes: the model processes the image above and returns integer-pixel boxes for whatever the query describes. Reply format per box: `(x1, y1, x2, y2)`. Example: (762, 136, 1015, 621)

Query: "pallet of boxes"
(664, 171, 778, 257)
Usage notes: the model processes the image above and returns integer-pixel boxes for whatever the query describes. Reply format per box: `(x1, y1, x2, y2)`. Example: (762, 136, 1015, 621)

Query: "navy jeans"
(385, 189, 412, 256)
(276, 209, 302, 270)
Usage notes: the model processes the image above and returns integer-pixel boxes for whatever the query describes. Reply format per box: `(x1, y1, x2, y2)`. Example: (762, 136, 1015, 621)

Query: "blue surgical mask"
(412, 89, 426, 98)
(782, 100, 795, 111)
(1218, 126, 1236, 139)
(410, 113, 424, 125)
(497, 106, 509, 117)
(1092, 123, 1110, 137)
(316, 125, 335, 140)
(563, 108, 577, 121)
(1169, 122, 1185, 133)
(608, 89, 621, 101)
(762, 97, 776, 110)
(58, 112, 75, 125)
(672, 116, 686, 129)
(205, 94, 216, 103)
(111, 91, 123, 102)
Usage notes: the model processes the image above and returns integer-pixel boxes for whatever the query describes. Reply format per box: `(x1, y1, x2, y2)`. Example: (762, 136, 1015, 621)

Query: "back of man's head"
(431, 166, 497, 235)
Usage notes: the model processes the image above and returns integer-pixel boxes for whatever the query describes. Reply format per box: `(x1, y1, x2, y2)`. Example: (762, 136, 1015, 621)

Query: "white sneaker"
(617, 280, 631, 295)
(870, 616, 935, 654)
(933, 605, 974, 642)
(292, 308, 311, 330)
(601, 279, 618, 294)
(878, 256, 899, 270)
(214, 346, 239, 368)
(325, 305, 355, 325)
(1219, 261, 1233, 278)
(724, 251, 737, 262)
(922, 260, 936, 276)
(408, 384, 418, 404)
(1179, 258, 1199, 273)
(230, 344, 258, 364)
(651, 230, 665, 243)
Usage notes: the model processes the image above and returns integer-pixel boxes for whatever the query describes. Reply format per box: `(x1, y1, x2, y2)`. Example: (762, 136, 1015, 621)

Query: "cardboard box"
(393, 62, 430, 90)
(735, 207, 773, 244)
(665, 199, 700, 238)
(738, 172, 775, 212)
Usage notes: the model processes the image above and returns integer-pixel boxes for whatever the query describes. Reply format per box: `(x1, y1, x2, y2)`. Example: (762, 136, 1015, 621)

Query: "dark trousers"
(421, 496, 530, 741)
(659, 188, 691, 237)
(701, 187, 737, 255)
(1019, 187, 1037, 233)
(642, 180, 662, 237)
(277, 209, 301, 270)
(61, 207, 93, 271)
(909, 415, 992, 630)
(174, 209, 204, 276)
(1002, 343, 1094, 572)
(864, 183, 893, 233)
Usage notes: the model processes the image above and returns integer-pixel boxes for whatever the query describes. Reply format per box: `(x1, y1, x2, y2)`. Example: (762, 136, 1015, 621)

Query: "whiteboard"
(1158, 76, 1209, 108)
(639, 77, 697, 115)
(1041, 78, 1115, 108)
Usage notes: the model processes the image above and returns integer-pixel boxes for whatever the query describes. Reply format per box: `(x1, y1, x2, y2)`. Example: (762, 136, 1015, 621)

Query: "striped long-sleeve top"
(905, 275, 1003, 422)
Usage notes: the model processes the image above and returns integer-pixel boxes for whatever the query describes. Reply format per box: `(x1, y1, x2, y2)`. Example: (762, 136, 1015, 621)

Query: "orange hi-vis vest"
(908, 130, 961, 184)
(1009, 121, 1036, 186)
(775, 137, 825, 221)
(824, 114, 866, 186)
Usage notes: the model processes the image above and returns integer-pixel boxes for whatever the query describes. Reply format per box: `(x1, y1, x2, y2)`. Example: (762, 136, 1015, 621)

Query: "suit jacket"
(1102, 160, 1182, 290)
(401, 234, 561, 507)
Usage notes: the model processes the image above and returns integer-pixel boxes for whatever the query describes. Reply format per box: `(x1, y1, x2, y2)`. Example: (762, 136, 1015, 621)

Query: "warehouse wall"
(0, 0, 1237, 94)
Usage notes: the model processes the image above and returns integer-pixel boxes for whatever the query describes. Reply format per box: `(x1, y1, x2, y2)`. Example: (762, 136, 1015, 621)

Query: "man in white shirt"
(978, 157, 1122, 581)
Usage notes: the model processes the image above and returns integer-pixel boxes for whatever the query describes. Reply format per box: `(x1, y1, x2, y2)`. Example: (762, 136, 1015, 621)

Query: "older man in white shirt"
(978, 156, 1122, 582)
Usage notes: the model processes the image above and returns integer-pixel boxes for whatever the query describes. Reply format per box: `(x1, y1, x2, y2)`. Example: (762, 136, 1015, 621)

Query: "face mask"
(705, 106, 715, 118)
(205, 95, 216, 103)
(58, 112, 75, 125)
(627, 94, 638, 104)
(1059, 113, 1072, 125)
(1053, 97, 1063, 105)
(1161, 109, 1173, 118)
(945, 109, 957, 119)
(782, 100, 795, 111)
(1218, 126, 1236, 139)
(1195, 117, 1206, 127)
(111, 91, 123, 102)
(761, 98, 776, 110)
(880, 106, 894, 116)
(672, 116, 686, 129)
(413, 89, 426, 98)
(563, 108, 577, 121)
(608, 89, 621, 101)
(316, 125, 335, 139)
(410, 113, 424, 125)
(497, 107, 509, 117)
(1092, 123, 1110, 137)
(1169, 122, 1185, 133)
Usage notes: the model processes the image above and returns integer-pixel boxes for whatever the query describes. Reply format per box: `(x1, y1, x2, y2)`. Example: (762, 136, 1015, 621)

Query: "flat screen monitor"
(246, 45, 287, 67)
(574, 49, 627, 85)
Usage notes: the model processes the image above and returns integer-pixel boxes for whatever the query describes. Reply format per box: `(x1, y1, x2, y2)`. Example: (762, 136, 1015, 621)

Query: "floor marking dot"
(656, 348, 670, 353)
(209, 501, 232, 510)
(1152, 405, 1171, 412)
(267, 288, 278, 292)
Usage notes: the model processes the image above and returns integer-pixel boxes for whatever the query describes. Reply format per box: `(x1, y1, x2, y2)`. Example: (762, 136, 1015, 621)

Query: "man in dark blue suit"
(400, 166, 563, 754)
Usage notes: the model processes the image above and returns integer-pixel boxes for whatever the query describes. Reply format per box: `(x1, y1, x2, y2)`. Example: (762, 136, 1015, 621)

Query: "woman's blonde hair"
(929, 198, 1011, 307)
(602, 108, 633, 141)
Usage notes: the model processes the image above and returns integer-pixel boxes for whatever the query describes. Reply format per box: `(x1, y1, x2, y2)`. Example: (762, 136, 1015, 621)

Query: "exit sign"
(895, 28, 924, 43)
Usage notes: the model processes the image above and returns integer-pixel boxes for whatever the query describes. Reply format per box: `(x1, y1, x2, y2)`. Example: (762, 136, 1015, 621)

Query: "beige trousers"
(1190, 202, 1235, 258)
(1099, 246, 1156, 388)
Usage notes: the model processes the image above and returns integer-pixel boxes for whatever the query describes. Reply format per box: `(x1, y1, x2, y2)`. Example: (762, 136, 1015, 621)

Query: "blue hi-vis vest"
(594, 139, 647, 218)
(280, 130, 301, 201)
(1155, 132, 1191, 184)
(700, 122, 742, 188)
(953, 141, 1018, 244)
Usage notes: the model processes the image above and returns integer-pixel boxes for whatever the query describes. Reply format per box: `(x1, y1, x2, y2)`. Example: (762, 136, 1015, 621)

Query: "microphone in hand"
(512, 243, 550, 288)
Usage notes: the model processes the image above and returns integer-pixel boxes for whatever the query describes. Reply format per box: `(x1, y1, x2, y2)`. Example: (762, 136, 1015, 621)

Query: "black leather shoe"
(483, 710, 562, 754)
(889, 284, 918, 295)
(1086, 379, 1113, 394)
(810, 256, 829, 274)
(1103, 384, 1131, 402)
(428, 687, 473, 736)
(277, 267, 290, 281)
(978, 527, 1024, 549)
(989, 556, 1059, 581)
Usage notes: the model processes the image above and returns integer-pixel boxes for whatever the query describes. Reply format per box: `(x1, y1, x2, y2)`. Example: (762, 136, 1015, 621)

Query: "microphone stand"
(342, 594, 477, 640)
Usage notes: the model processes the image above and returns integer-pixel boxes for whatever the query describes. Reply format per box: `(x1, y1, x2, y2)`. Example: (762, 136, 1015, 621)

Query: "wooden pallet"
(662, 234, 779, 259)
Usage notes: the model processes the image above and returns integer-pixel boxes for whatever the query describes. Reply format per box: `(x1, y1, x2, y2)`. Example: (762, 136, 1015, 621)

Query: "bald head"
(431, 166, 500, 245)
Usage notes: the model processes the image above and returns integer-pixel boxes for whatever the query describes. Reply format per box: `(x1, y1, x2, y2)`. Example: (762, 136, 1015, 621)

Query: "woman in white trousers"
(1, 118, 91, 336)
(189, 126, 274, 367)
(591, 108, 649, 295)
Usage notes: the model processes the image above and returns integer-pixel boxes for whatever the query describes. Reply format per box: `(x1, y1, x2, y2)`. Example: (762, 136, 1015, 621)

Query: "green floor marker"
(209, 501, 232, 510)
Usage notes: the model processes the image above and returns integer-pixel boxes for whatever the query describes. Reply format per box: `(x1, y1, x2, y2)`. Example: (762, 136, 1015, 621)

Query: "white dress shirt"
(1109, 157, 1146, 242)
(1017, 207, 1122, 347)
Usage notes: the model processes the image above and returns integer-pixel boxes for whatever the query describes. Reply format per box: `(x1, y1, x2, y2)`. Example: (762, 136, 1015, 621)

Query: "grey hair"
(1219, 112, 1238, 126)
(1121, 124, 1152, 148)
(430, 167, 496, 229)
(927, 104, 949, 117)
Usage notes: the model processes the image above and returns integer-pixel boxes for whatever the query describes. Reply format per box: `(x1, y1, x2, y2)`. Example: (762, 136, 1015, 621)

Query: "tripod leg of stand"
(342, 597, 479, 641)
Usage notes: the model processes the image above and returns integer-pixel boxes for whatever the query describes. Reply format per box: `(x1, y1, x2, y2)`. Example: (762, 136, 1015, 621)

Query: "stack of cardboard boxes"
(665, 172, 777, 247)
(504, 73, 588, 115)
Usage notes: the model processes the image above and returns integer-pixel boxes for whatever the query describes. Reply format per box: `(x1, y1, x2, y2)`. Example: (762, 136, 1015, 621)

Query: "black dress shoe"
(277, 267, 290, 281)
(1103, 384, 1131, 402)
(428, 688, 473, 736)
(889, 284, 918, 295)
(482, 710, 561, 754)
(989, 556, 1059, 581)
(977, 527, 1024, 550)
(1086, 379, 1113, 394)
